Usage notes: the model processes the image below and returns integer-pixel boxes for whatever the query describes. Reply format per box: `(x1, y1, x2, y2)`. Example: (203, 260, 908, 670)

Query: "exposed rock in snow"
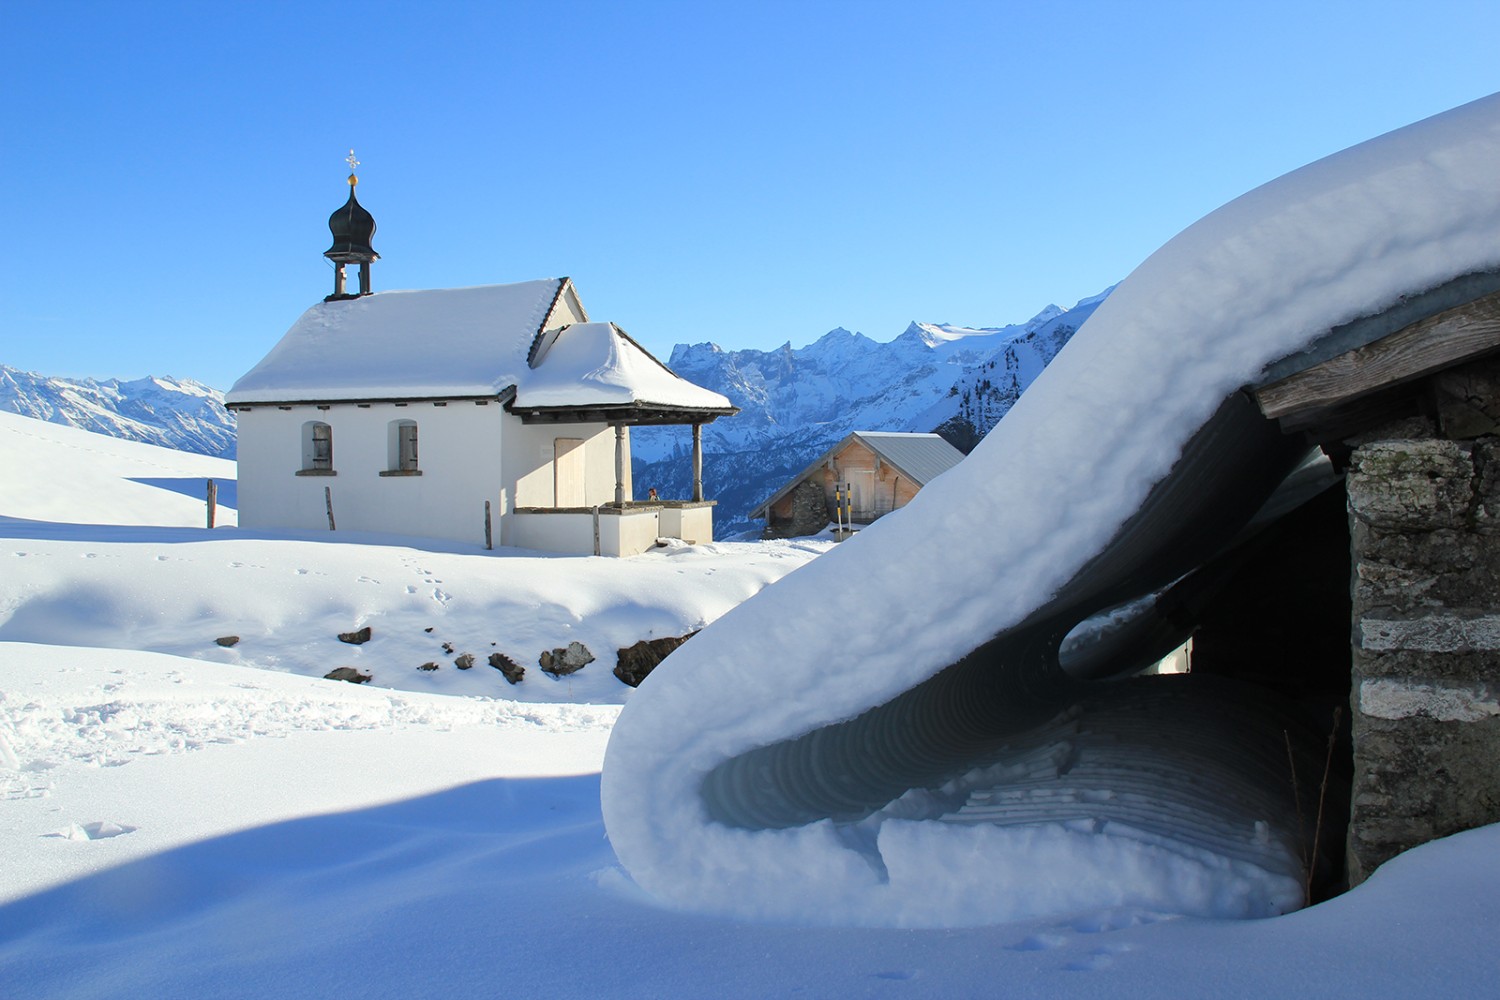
(540, 641, 596, 677)
(614, 632, 697, 687)
(489, 651, 525, 684)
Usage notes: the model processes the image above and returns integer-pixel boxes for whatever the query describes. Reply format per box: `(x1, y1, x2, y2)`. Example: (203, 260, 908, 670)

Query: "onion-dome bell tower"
(324, 150, 379, 301)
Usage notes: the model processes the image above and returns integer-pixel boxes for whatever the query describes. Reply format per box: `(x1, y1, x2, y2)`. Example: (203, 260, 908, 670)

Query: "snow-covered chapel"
(225, 165, 736, 555)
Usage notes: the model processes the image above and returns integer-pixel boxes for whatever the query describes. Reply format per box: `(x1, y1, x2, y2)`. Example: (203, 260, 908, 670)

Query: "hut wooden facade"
(751, 432, 965, 538)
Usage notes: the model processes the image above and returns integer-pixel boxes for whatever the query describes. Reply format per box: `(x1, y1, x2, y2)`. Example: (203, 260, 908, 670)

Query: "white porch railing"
(510, 500, 715, 556)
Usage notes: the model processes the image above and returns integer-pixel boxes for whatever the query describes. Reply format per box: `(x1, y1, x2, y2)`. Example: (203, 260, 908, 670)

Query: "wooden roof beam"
(1254, 288, 1500, 429)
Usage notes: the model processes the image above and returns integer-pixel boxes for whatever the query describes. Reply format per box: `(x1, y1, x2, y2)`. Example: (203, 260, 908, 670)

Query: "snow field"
(0, 643, 617, 906)
(0, 530, 827, 704)
(0, 410, 237, 527)
(3, 639, 1499, 1000)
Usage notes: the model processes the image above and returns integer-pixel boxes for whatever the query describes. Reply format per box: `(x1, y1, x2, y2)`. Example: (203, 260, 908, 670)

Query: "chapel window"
(387, 419, 419, 473)
(301, 420, 334, 473)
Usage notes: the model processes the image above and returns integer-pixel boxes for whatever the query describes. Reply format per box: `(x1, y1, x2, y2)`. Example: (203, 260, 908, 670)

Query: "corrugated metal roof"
(852, 432, 965, 485)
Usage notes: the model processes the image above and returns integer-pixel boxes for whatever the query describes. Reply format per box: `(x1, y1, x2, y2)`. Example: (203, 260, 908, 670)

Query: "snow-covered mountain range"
(0, 365, 236, 458)
(633, 287, 1111, 534)
(1, 287, 1108, 534)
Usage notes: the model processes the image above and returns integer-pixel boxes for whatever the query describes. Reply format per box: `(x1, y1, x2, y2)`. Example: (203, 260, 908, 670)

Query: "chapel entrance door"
(554, 438, 586, 506)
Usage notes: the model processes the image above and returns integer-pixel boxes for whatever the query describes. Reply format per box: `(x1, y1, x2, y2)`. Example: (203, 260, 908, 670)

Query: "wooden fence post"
(484, 500, 493, 550)
(324, 486, 336, 531)
(206, 479, 217, 529)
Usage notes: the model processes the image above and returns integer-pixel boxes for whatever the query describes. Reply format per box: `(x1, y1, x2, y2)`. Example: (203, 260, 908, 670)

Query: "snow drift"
(601, 93, 1500, 927)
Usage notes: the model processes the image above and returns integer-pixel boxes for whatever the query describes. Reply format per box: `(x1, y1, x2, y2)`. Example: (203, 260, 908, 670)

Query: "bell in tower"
(325, 150, 379, 301)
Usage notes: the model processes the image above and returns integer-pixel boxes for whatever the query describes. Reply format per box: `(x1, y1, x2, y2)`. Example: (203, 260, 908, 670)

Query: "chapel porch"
(505, 397, 734, 556)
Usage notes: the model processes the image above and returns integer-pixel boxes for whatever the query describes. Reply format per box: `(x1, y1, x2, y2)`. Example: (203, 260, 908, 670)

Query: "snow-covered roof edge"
(512, 321, 736, 415)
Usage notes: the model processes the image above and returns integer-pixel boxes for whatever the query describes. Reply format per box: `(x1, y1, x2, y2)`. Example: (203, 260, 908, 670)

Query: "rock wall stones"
(763, 480, 830, 539)
(1346, 429, 1500, 884)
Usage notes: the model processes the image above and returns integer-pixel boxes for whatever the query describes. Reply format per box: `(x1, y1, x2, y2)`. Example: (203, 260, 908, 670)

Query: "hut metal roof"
(750, 431, 965, 520)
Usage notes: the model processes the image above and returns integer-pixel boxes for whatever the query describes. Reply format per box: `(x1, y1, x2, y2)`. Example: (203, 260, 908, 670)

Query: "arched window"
(300, 420, 334, 474)
(385, 419, 419, 474)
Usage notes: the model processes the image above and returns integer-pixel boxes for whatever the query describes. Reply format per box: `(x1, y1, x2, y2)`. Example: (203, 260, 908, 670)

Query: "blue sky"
(4, 1, 1499, 390)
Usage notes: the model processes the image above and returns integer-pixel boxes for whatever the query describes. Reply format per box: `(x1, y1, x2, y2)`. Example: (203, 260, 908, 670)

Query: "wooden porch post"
(614, 423, 626, 505)
(692, 422, 704, 502)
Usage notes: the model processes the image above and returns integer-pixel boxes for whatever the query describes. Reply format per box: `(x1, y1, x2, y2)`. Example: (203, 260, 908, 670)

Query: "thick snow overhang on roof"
(510, 321, 736, 424)
(748, 431, 964, 520)
(601, 93, 1500, 929)
(226, 279, 565, 405)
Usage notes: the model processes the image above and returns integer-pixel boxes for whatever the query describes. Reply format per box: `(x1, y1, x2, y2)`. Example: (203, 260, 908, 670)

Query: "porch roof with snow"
(749, 431, 965, 520)
(225, 278, 736, 422)
(511, 321, 737, 425)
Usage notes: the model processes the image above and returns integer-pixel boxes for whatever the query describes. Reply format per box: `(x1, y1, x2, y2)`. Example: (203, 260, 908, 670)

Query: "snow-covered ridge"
(907, 302, 1066, 349)
(0, 365, 236, 458)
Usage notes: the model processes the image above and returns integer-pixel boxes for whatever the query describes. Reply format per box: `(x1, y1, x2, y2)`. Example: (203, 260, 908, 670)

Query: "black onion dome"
(325, 178, 378, 262)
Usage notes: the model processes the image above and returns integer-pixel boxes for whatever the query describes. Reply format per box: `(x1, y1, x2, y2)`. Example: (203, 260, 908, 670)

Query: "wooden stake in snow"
(206, 479, 217, 529)
(324, 486, 336, 531)
(484, 500, 493, 550)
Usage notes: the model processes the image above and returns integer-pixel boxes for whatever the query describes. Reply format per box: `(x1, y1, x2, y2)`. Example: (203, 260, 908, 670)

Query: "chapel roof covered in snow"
(225, 278, 735, 418)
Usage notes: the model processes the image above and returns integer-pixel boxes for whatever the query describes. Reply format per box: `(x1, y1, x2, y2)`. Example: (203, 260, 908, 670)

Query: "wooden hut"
(751, 432, 965, 538)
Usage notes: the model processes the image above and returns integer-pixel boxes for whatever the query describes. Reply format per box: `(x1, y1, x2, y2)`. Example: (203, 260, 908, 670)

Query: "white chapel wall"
(235, 401, 506, 545)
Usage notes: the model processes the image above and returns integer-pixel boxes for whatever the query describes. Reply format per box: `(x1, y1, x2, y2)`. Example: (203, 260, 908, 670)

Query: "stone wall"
(1345, 378, 1500, 883)
(763, 480, 831, 539)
